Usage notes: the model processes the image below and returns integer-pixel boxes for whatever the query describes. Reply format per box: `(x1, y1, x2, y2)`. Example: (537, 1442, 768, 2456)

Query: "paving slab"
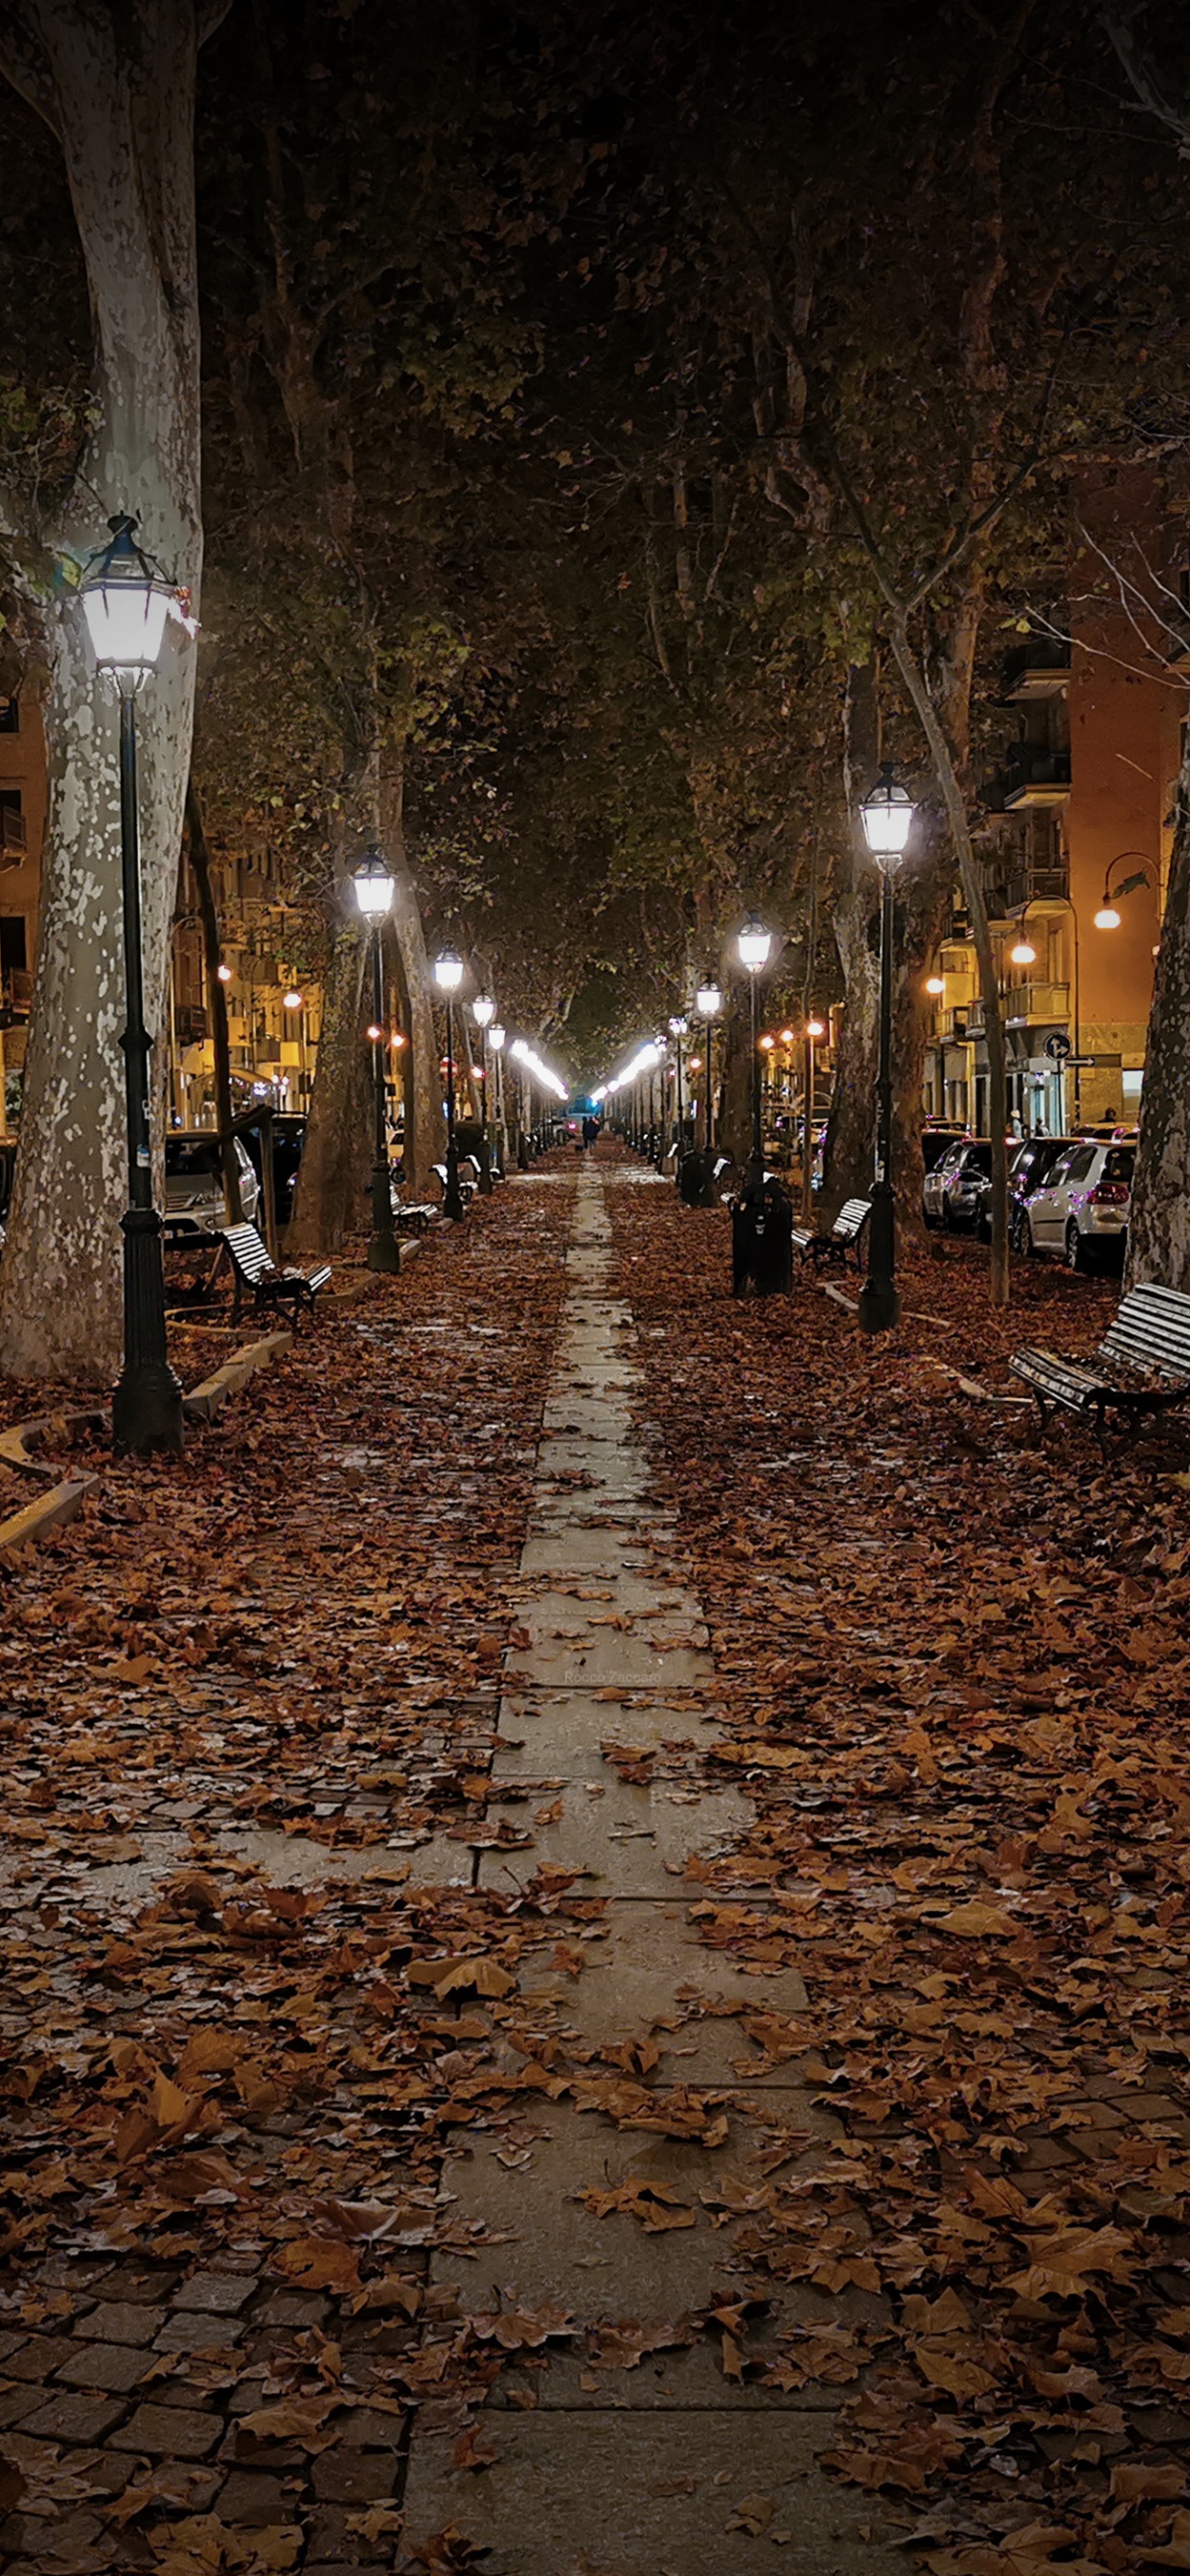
(436, 2103, 794, 2315)
(400, 2410, 899, 2575)
(492, 1691, 710, 1776)
(515, 1896, 811, 2083)
(478, 1777, 750, 1895)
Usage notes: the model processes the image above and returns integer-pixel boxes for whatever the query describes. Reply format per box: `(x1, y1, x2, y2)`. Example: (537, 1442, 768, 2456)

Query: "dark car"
(240, 1112, 308, 1228)
(999, 1136, 1072, 1251)
(921, 1125, 969, 1202)
(923, 1138, 993, 1231)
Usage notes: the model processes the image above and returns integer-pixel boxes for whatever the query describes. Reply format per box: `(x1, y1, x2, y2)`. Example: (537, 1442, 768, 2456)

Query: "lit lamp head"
(283, 988, 303, 1011)
(80, 513, 172, 695)
(433, 946, 464, 994)
(759, 1033, 776, 1052)
(217, 961, 233, 984)
(860, 763, 914, 862)
(489, 1023, 506, 1052)
(807, 1017, 826, 1038)
(352, 847, 395, 919)
(1094, 903, 1121, 932)
(779, 1026, 794, 1046)
(668, 1014, 688, 1037)
(471, 994, 495, 1028)
(696, 975, 721, 1019)
(367, 1022, 382, 1043)
(737, 914, 772, 974)
(925, 977, 946, 998)
(1009, 938, 1037, 966)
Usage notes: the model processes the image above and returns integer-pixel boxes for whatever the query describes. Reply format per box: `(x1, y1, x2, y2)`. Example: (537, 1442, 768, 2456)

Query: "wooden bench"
(221, 1224, 332, 1329)
(393, 1202, 437, 1237)
(1010, 1281, 1190, 1442)
(790, 1196, 871, 1270)
(431, 1162, 476, 1208)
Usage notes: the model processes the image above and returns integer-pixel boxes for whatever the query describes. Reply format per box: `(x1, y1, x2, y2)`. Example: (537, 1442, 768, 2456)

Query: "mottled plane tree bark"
(0, 0, 228, 1378)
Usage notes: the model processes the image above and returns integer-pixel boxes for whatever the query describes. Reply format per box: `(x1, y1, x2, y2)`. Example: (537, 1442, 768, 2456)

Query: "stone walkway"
(400, 1163, 897, 2572)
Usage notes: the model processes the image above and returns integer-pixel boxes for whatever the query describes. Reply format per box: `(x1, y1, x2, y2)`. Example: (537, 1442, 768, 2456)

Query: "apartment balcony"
(941, 1006, 973, 1041)
(174, 1002, 208, 1047)
(1002, 637, 1070, 702)
(1001, 747, 1071, 810)
(1004, 980, 1069, 1026)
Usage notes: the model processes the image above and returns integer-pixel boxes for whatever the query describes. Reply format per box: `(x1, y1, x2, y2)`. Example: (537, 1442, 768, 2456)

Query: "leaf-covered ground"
(605, 1175, 1190, 2576)
(2, 1151, 1190, 2576)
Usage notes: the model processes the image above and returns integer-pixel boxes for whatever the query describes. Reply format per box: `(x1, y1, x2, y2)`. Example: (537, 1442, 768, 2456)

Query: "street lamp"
(857, 764, 913, 1334)
(696, 975, 721, 1168)
(352, 850, 400, 1274)
(470, 994, 495, 1194)
(801, 1015, 826, 1222)
(1094, 850, 1156, 932)
(433, 946, 466, 1218)
(668, 1014, 687, 1166)
(1009, 893, 1084, 1131)
(80, 511, 184, 1455)
(489, 1020, 506, 1175)
(736, 916, 771, 1196)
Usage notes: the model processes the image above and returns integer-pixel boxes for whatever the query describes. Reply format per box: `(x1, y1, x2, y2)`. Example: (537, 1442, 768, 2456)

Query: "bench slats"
(1011, 1283, 1190, 1433)
(221, 1224, 332, 1328)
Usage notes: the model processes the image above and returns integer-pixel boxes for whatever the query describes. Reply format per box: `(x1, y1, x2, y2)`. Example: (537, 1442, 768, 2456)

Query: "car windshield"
(962, 1143, 994, 1174)
(166, 1138, 221, 1179)
(1103, 1147, 1134, 1184)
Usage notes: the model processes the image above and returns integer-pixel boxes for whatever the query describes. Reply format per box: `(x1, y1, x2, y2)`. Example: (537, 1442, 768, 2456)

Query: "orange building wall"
(1064, 470, 1171, 1120)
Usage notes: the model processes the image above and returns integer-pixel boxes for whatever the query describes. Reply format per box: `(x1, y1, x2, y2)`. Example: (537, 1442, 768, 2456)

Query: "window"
(0, 699, 18, 733)
(1064, 1147, 1096, 1185)
(0, 915, 26, 973)
(1103, 1148, 1135, 1184)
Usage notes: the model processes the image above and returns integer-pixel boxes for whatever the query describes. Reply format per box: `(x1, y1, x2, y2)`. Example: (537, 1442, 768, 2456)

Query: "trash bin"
(731, 1181, 793, 1296)
(678, 1147, 709, 1207)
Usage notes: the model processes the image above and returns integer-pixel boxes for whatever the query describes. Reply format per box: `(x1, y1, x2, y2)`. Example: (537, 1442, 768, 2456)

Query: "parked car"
(970, 1136, 1073, 1250)
(165, 1132, 260, 1236)
(923, 1138, 992, 1230)
(922, 1124, 968, 1184)
(1023, 1138, 1133, 1271)
(240, 1112, 307, 1228)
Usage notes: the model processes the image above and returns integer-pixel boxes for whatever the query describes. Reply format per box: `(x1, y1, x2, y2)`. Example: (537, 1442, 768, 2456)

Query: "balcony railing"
(0, 967, 32, 1025)
(1004, 980, 1069, 1025)
(984, 747, 1071, 813)
(1002, 637, 1070, 702)
(174, 1002, 208, 1046)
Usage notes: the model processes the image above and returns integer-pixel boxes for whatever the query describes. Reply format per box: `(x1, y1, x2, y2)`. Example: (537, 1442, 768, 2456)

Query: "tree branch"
(1102, 5, 1190, 145)
(0, 0, 60, 138)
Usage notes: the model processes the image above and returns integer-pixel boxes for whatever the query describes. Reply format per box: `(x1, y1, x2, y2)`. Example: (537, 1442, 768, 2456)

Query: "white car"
(165, 1133, 260, 1236)
(1023, 1138, 1133, 1272)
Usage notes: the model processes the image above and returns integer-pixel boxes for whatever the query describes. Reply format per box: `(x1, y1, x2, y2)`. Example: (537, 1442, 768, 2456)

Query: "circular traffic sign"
(1044, 1031, 1071, 1061)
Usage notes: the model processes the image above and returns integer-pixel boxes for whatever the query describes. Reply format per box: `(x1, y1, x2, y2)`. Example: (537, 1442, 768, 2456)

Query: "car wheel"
(1065, 1219, 1087, 1274)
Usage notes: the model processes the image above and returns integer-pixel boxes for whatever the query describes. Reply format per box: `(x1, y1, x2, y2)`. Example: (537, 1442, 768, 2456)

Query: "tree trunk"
(889, 616, 1010, 1306)
(1128, 730, 1190, 1289)
(0, 0, 216, 1378)
(185, 772, 241, 1221)
(822, 662, 881, 1219)
(720, 992, 752, 1171)
(286, 908, 370, 1256)
(378, 743, 444, 1194)
(891, 818, 953, 1231)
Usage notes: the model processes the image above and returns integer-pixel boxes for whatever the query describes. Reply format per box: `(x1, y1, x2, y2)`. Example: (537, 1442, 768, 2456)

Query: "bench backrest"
(835, 1198, 872, 1241)
(1099, 1281, 1190, 1383)
(223, 1223, 276, 1281)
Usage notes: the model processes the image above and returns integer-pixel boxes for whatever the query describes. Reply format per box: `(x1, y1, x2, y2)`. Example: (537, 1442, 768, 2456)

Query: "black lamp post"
(489, 1020, 506, 1175)
(80, 513, 184, 1456)
(737, 914, 772, 1200)
(471, 994, 495, 1193)
(434, 947, 465, 1218)
(669, 1014, 687, 1169)
(857, 764, 914, 1336)
(696, 976, 721, 1162)
(353, 850, 400, 1273)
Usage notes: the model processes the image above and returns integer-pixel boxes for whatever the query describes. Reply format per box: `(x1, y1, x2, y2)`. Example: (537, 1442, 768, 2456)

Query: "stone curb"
(183, 1329, 294, 1423)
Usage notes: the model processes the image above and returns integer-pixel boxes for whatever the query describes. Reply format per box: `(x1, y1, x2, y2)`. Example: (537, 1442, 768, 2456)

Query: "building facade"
(924, 468, 1177, 1136)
